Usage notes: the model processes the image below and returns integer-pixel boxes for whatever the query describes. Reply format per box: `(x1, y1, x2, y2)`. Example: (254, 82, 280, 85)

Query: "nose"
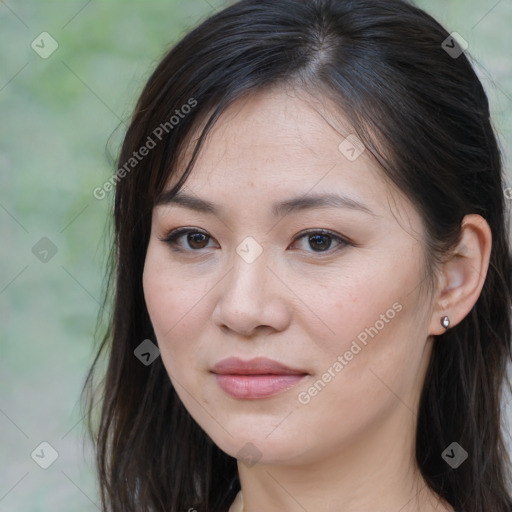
(211, 245, 291, 337)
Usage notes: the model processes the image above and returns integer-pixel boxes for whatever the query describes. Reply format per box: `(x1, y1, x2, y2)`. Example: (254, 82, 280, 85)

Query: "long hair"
(82, 0, 512, 510)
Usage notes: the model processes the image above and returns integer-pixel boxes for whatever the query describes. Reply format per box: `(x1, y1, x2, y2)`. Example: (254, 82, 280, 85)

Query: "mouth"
(211, 357, 309, 399)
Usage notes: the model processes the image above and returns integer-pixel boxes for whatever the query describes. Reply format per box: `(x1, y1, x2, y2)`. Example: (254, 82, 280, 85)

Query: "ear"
(428, 214, 492, 335)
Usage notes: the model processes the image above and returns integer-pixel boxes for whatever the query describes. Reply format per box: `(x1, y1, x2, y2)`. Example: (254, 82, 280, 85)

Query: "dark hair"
(82, 0, 512, 511)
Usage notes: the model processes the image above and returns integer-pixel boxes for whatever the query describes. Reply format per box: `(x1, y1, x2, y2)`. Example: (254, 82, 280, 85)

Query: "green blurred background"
(0, 1, 511, 510)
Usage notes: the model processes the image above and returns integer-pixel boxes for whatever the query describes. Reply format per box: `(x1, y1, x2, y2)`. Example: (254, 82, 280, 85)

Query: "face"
(142, 87, 436, 467)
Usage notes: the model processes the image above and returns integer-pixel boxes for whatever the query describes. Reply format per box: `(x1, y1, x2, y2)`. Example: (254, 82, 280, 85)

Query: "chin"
(208, 426, 307, 466)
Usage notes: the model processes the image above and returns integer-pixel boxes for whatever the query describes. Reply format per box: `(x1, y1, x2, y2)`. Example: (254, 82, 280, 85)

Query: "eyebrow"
(155, 189, 377, 218)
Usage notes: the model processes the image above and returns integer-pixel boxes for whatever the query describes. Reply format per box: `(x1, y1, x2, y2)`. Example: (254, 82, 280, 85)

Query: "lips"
(211, 357, 309, 399)
(211, 357, 308, 375)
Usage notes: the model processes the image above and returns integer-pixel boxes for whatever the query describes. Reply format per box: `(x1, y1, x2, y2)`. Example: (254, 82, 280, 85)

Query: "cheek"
(306, 246, 428, 398)
(290, 305, 425, 462)
(317, 261, 405, 350)
(142, 251, 207, 363)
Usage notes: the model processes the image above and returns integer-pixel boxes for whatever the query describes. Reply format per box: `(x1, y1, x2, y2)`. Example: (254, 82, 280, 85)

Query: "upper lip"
(211, 357, 308, 375)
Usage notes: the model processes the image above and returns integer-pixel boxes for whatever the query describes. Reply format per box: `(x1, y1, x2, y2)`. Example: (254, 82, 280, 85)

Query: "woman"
(83, 0, 512, 510)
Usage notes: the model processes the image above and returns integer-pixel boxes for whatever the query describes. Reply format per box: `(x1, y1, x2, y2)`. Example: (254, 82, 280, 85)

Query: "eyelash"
(158, 227, 351, 256)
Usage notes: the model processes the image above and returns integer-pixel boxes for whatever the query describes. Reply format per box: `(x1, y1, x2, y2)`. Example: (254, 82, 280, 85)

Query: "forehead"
(163, 86, 415, 224)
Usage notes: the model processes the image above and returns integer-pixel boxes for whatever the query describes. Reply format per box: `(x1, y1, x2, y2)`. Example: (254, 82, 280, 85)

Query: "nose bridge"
(213, 234, 284, 334)
(227, 235, 270, 302)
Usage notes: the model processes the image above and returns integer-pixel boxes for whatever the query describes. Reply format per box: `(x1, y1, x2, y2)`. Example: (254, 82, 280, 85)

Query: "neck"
(234, 407, 452, 512)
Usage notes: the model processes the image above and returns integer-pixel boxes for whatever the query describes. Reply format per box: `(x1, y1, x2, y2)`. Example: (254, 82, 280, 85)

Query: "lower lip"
(214, 373, 307, 399)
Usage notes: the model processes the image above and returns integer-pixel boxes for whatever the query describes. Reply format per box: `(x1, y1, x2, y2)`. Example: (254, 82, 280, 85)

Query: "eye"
(159, 227, 216, 252)
(290, 229, 349, 254)
(159, 227, 350, 255)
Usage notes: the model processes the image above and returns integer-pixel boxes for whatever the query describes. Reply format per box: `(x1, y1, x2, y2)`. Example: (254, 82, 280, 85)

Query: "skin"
(142, 86, 491, 512)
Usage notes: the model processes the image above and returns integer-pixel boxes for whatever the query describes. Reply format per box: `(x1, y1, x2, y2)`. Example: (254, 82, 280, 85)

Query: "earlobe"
(428, 214, 492, 336)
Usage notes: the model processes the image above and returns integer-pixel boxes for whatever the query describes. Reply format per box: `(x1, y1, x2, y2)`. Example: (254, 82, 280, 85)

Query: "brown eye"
(186, 232, 210, 249)
(160, 228, 216, 252)
(307, 233, 333, 251)
(291, 229, 349, 254)
(160, 227, 350, 256)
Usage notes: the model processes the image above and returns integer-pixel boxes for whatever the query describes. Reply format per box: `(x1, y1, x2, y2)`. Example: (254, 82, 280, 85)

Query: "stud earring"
(441, 315, 450, 329)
